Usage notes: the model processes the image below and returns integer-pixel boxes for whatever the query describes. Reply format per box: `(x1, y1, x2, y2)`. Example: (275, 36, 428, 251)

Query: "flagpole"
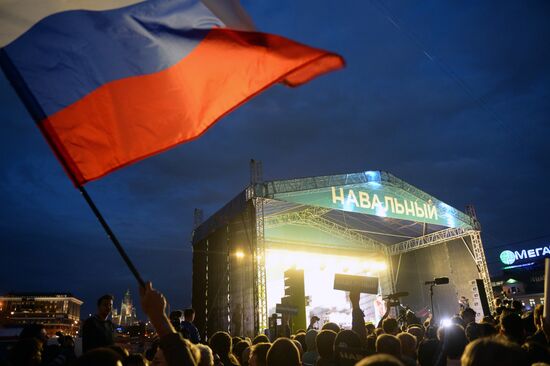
(78, 186, 146, 288)
(0, 49, 146, 288)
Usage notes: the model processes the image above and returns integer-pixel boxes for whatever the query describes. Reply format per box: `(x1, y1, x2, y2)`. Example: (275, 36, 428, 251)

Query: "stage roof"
(193, 170, 474, 248)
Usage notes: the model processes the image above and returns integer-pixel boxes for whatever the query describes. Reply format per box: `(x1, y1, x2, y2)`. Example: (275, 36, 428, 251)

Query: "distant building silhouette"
(0, 293, 82, 336)
(112, 289, 137, 326)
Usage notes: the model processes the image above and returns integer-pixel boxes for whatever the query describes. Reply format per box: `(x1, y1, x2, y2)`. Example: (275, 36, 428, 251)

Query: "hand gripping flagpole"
(0, 49, 146, 288)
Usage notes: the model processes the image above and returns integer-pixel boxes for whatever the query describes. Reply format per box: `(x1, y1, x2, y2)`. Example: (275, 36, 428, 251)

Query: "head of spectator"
(74, 347, 123, 366)
(512, 300, 523, 313)
(366, 322, 376, 336)
(397, 332, 417, 360)
(294, 332, 306, 353)
(461, 338, 528, 366)
(8, 337, 43, 366)
(316, 329, 337, 362)
(184, 308, 195, 322)
(234, 340, 250, 365)
(355, 354, 404, 366)
(210, 331, 238, 365)
(407, 325, 424, 344)
(375, 328, 385, 337)
(19, 323, 48, 344)
(439, 323, 467, 361)
(266, 337, 300, 366)
(461, 308, 477, 325)
(169, 310, 183, 330)
(97, 294, 114, 320)
(417, 339, 442, 366)
(382, 318, 399, 335)
(405, 311, 421, 327)
(334, 329, 362, 364)
(253, 334, 269, 345)
(465, 322, 481, 342)
(500, 311, 525, 344)
(196, 344, 215, 366)
(322, 322, 341, 333)
(249, 342, 270, 366)
(376, 334, 401, 359)
(252, 334, 269, 345)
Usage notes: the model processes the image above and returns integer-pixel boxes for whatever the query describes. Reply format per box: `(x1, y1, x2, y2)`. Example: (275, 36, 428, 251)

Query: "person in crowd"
(382, 319, 399, 336)
(170, 310, 184, 333)
(334, 329, 363, 365)
(196, 344, 215, 366)
(499, 311, 526, 344)
(461, 337, 528, 366)
(252, 335, 269, 345)
(460, 308, 476, 326)
(417, 339, 442, 366)
(397, 332, 417, 365)
(7, 337, 43, 366)
(365, 322, 376, 336)
(209, 331, 239, 366)
(82, 294, 115, 353)
(528, 304, 548, 346)
(321, 322, 341, 334)
(438, 323, 467, 366)
(248, 342, 270, 366)
(355, 354, 404, 366)
(301, 329, 319, 366)
(293, 332, 306, 354)
(316, 329, 337, 366)
(182, 308, 201, 344)
(376, 334, 401, 360)
(138, 281, 200, 366)
(407, 325, 424, 345)
(307, 315, 320, 331)
(233, 340, 250, 365)
(522, 341, 550, 365)
(265, 337, 300, 366)
(464, 323, 481, 342)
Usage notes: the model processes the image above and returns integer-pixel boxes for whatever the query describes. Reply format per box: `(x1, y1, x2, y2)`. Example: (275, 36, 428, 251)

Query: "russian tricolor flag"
(1, 0, 344, 185)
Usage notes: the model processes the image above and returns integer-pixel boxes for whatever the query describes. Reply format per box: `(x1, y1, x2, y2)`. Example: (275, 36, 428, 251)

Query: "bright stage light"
(234, 250, 245, 259)
(440, 318, 452, 327)
(265, 249, 387, 328)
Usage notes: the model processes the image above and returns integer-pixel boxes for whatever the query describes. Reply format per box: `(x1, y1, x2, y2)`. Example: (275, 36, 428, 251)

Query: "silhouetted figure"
(266, 338, 300, 366)
(181, 308, 201, 344)
(82, 294, 115, 353)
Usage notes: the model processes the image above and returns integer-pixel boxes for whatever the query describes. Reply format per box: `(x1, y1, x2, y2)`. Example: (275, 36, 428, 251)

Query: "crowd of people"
(4, 284, 550, 366)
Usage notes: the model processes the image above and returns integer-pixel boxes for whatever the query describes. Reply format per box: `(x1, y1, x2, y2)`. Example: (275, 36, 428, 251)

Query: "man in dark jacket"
(82, 294, 115, 353)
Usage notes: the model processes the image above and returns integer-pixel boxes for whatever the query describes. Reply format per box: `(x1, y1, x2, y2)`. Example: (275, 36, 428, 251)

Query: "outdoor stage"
(191, 166, 493, 338)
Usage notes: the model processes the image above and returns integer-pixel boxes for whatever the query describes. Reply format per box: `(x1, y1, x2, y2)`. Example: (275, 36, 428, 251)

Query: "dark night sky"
(1, 0, 549, 319)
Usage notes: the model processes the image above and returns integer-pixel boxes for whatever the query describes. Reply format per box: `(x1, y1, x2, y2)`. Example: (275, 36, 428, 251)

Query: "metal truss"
(254, 197, 268, 334)
(470, 231, 495, 313)
(264, 206, 331, 228)
(265, 207, 385, 252)
(387, 227, 471, 255)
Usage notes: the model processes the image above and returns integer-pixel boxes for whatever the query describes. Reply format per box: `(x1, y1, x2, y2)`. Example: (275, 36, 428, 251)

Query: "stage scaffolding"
(192, 167, 494, 338)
